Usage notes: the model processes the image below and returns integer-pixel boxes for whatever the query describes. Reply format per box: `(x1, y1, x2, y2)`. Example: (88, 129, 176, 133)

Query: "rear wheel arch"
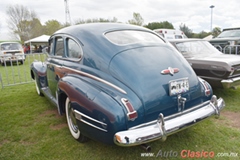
(57, 91, 67, 115)
(30, 70, 35, 80)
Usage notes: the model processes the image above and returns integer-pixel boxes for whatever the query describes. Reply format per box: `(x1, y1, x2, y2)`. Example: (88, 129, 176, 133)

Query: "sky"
(0, 0, 240, 40)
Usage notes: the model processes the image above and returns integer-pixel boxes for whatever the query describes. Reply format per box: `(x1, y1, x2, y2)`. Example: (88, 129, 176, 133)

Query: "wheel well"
(30, 70, 35, 80)
(58, 92, 67, 115)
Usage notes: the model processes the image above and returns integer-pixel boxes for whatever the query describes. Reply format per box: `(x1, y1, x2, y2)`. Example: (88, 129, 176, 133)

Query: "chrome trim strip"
(54, 64, 127, 94)
(74, 110, 107, 132)
(80, 119, 107, 132)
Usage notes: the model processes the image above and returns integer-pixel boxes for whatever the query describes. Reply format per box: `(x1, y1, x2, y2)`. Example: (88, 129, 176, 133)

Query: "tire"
(65, 97, 89, 143)
(34, 79, 43, 96)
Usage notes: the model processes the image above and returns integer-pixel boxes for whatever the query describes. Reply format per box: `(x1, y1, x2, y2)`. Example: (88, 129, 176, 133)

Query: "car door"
(47, 36, 66, 97)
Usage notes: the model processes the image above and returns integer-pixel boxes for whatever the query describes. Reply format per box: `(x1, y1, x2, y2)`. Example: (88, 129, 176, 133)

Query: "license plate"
(169, 78, 189, 96)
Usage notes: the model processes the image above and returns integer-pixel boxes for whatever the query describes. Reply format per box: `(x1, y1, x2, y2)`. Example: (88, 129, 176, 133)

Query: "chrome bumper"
(114, 95, 225, 146)
(221, 77, 240, 89)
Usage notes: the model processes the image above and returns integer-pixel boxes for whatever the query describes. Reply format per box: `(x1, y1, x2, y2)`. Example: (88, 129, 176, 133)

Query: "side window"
(55, 37, 64, 57)
(48, 39, 54, 56)
(67, 38, 82, 59)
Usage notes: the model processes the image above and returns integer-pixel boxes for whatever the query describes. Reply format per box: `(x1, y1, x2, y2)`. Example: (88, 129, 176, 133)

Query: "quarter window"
(67, 38, 82, 59)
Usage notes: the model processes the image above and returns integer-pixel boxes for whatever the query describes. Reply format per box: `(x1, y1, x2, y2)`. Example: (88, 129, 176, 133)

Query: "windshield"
(175, 41, 221, 55)
(1, 43, 22, 50)
(105, 30, 164, 45)
(217, 30, 240, 38)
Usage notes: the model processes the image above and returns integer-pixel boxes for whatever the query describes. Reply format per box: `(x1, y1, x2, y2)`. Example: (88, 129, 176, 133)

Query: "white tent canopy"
(24, 35, 50, 53)
(24, 35, 50, 44)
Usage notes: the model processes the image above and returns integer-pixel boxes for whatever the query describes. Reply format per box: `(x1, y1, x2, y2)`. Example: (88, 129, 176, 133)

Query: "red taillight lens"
(199, 78, 211, 96)
(121, 98, 138, 121)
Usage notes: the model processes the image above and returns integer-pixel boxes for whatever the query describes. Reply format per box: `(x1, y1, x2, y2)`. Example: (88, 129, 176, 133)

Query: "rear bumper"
(221, 77, 240, 89)
(114, 95, 225, 146)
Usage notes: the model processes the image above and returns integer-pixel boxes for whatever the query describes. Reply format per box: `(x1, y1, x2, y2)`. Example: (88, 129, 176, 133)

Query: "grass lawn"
(0, 78, 240, 159)
(0, 54, 46, 87)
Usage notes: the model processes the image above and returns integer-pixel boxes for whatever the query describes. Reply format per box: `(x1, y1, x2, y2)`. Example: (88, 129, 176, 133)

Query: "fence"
(0, 53, 47, 88)
(223, 45, 240, 55)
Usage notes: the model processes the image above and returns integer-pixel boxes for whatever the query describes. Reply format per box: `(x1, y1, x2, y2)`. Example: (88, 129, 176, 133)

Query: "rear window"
(105, 30, 164, 45)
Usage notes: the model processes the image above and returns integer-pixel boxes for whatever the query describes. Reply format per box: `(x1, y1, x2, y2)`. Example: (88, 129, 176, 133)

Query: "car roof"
(222, 27, 240, 31)
(50, 23, 167, 57)
(53, 23, 153, 37)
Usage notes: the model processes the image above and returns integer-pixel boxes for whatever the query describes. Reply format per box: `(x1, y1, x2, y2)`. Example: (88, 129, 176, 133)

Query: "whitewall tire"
(65, 97, 88, 142)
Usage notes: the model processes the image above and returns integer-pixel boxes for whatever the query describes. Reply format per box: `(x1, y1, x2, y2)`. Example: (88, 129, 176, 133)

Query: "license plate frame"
(169, 78, 189, 96)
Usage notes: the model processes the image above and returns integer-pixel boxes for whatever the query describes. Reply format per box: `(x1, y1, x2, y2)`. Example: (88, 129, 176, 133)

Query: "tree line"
(4, 4, 222, 43)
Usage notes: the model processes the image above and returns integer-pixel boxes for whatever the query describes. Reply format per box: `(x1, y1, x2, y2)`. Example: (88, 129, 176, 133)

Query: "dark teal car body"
(30, 23, 225, 147)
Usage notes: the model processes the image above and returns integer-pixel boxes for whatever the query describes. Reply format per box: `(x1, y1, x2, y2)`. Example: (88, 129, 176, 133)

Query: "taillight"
(230, 67, 235, 76)
(199, 78, 211, 96)
(121, 98, 138, 121)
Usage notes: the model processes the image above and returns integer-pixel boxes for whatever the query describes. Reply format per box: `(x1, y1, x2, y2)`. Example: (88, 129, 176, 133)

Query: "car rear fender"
(57, 75, 128, 143)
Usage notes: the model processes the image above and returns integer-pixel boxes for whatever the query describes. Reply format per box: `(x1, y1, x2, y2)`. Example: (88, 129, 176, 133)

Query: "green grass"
(0, 70, 240, 159)
(0, 54, 46, 87)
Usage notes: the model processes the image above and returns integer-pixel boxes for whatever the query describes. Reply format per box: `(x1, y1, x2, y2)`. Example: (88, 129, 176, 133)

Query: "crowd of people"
(23, 44, 43, 54)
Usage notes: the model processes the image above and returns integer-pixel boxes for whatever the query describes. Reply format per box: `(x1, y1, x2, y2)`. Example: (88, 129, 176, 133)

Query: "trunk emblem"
(161, 67, 179, 76)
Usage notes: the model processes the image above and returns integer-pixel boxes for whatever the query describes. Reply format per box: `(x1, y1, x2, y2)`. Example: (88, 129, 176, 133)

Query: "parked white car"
(0, 42, 25, 65)
(153, 29, 188, 39)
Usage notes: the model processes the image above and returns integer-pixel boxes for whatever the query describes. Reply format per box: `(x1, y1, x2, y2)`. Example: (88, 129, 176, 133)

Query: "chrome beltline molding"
(53, 64, 127, 94)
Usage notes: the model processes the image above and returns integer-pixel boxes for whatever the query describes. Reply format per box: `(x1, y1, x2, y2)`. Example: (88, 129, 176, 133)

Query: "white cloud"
(0, 0, 240, 40)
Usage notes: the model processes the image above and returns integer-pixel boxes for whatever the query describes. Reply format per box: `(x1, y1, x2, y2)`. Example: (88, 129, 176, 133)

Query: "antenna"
(64, 0, 72, 25)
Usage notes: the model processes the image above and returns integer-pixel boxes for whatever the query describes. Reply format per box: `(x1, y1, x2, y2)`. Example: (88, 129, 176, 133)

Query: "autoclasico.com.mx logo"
(140, 150, 239, 158)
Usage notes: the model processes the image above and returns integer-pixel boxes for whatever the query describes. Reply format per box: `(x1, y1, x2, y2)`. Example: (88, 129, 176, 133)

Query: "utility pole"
(64, 0, 72, 25)
(210, 5, 215, 32)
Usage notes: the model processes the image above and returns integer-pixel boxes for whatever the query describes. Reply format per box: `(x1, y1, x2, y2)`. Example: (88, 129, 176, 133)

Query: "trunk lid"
(109, 45, 205, 123)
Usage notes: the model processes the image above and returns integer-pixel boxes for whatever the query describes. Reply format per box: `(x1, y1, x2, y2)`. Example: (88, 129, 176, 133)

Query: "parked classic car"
(209, 27, 240, 54)
(30, 23, 224, 148)
(169, 39, 240, 88)
(0, 42, 25, 65)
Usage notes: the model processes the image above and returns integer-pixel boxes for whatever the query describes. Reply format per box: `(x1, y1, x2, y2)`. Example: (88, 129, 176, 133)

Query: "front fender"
(57, 75, 127, 144)
(30, 61, 48, 88)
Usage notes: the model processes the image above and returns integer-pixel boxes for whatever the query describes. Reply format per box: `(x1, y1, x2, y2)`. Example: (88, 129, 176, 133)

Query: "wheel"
(65, 97, 89, 142)
(20, 60, 24, 65)
(34, 79, 43, 96)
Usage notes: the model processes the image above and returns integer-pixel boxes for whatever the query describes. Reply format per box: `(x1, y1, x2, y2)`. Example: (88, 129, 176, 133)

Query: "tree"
(192, 31, 211, 38)
(144, 21, 174, 30)
(74, 17, 118, 24)
(128, 12, 144, 26)
(212, 27, 221, 37)
(43, 20, 63, 35)
(179, 23, 193, 38)
(6, 4, 41, 42)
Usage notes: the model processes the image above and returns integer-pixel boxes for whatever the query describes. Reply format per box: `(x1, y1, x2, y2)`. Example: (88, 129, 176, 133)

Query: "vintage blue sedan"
(30, 23, 225, 148)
